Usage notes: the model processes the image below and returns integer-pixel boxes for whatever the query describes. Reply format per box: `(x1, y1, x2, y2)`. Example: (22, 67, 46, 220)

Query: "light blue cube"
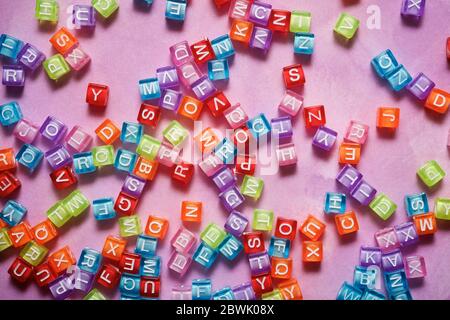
(120, 122, 143, 145)
(371, 49, 399, 79)
(208, 59, 229, 81)
(361, 289, 386, 300)
(119, 273, 141, 298)
(214, 138, 236, 164)
(336, 282, 363, 300)
(384, 271, 409, 295)
(139, 77, 161, 101)
(192, 279, 212, 300)
(211, 34, 235, 60)
(0, 101, 23, 127)
(114, 149, 137, 173)
(247, 113, 271, 140)
(193, 242, 218, 269)
(324, 192, 346, 214)
(387, 65, 412, 91)
(0, 34, 24, 60)
(390, 290, 413, 300)
(165, 0, 186, 21)
(135, 234, 158, 258)
(219, 234, 243, 260)
(268, 237, 290, 258)
(16, 144, 43, 172)
(0, 200, 27, 226)
(92, 198, 116, 220)
(353, 265, 379, 291)
(73, 151, 96, 174)
(78, 248, 102, 274)
(140, 256, 161, 277)
(404, 192, 429, 217)
(294, 32, 314, 55)
(212, 287, 235, 300)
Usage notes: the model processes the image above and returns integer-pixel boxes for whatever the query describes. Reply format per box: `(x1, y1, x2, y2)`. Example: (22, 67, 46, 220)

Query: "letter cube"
(92, 145, 115, 168)
(133, 157, 158, 181)
(0, 101, 22, 127)
(177, 61, 202, 91)
(224, 211, 248, 237)
(371, 49, 399, 79)
(241, 175, 264, 200)
(395, 222, 419, 247)
(283, 64, 305, 89)
(165, 0, 187, 21)
(382, 249, 404, 273)
(121, 122, 143, 145)
(401, 0, 426, 18)
(168, 250, 192, 277)
(139, 78, 161, 101)
(353, 266, 380, 291)
(279, 90, 303, 117)
(290, 11, 311, 33)
(278, 279, 303, 300)
(2, 65, 25, 87)
(191, 38, 215, 65)
(223, 103, 248, 129)
(65, 126, 93, 152)
(140, 256, 161, 278)
(20, 240, 48, 266)
(63, 190, 89, 217)
(252, 209, 274, 232)
(160, 89, 182, 111)
(247, 113, 271, 140)
(344, 120, 369, 145)
(435, 197, 450, 220)
(335, 211, 359, 236)
(114, 191, 138, 216)
(138, 103, 161, 127)
(424, 88, 450, 114)
(271, 257, 292, 279)
(45, 145, 71, 170)
(208, 59, 229, 81)
(49, 27, 78, 55)
(1, 200, 27, 227)
(251, 274, 273, 297)
(191, 76, 217, 101)
(13, 118, 39, 143)
(359, 246, 382, 267)
(384, 271, 409, 296)
(178, 95, 203, 121)
(114, 149, 137, 172)
(0, 171, 21, 198)
(137, 135, 161, 160)
(0, 34, 23, 59)
(97, 264, 121, 288)
(34, 262, 57, 287)
(46, 201, 71, 227)
(249, 27, 273, 53)
(304, 105, 325, 128)
(336, 282, 363, 300)
(200, 223, 227, 249)
(0, 228, 12, 252)
(172, 162, 194, 185)
(268, 9, 290, 33)
(299, 215, 325, 241)
(214, 138, 236, 164)
(181, 201, 202, 223)
(274, 217, 297, 241)
(32, 220, 57, 245)
(406, 72, 435, 100)
(8, 257, 33, 283)
(230, 19, 254, 44)
(122, 174, 146, 198)
(271, 116, 293, 141)
(86, 83, 109, 108)
(213, 287, 235, 300)
(417, 160, 445, 188)
(248, 252, 271, 276)
(93, 198, 116, 221)
(73, 152, 96, 174)
(40, 115, 68, 144)
(276, 143, 297, 167)
(211, 34, 235, 59)
(232, 282, 256, 300)
(95, 119, 120, 144)
(303, 241, 322, 262)
(102, 235, 126, 261)
(156, 142, 180, 167)
(375, 227, 399, 252)
(78, 248, 102, 274)
(387, 65, 413, 92)
(135, 234, 158, 258)
(219, 185, 244, 212)
(43, 54, 70, 81)
(334, 13, 360, 40)
(48, 246, 76, 274)
(145, 215, 169, 239)
(119, 252, 141, 274)
(119, 273, 141, 298)
(35, 0, 59, 22)
(219, 234, 243, 260)
(92, 0, 118, 19)
(140, 277, 160, 298)
(377, 107, 400, 129)
(242, 231, 265, 254)
(193, 242, 218, 268)
(73, 5, 96, 28)
(350, 180, 377, 206)
(413, 213, 436, 236)
(162, 120, 189, 147)
(235, 154, 256, 176)
(405, 255, 426, 279)
(65, 46, 91, 71)
(169, 41, 193, 67)
(18, 43, 45, 72)
(336, 164, 363, 191)
(405, 192, 429, 217)
(268, 237, 290, 258)
(294, 32, 314, 55)
(369, 193, 397, 220)
(192, 279, 212, 300)
(119, 215, 142, 237)
(50, 166, 77, 190)
(170, 226, 196, 253)
(313, 126, 338, 151)
(248, 1, 272, 26)
(324, 192, 346, 214)
(16, 144, 43, 172)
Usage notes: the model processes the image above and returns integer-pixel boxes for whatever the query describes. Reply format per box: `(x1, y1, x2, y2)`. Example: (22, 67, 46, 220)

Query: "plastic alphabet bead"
(276, 143, 297, 167)
(290, 11, 311, 33)
(137, 135, 161, 161)
(65, 126, 92, 153)
(102, 235, 126, 262)
(413, 212, 437, 236)
(294, 33, 315, 55)
(405, 192, 429, 217)
(401, 0, 426, 18)
(229, 0, 251, 20)
(162, 120, 188, 147)
(92, 145, 115, 168)
(114, 149, 137, 173)
(17, 43, 45, 72)
(180, 201, 202, 223)
(369, 193, 397, 220)
(49, 166, 76, 190)
(211, 34, 235, 60)
(172, 162, 194, 185)
(435, 198, 450, 220)
(8, 222, 32, 248)
(160, 89, 182, 111)
(386, 65, 412, 92)
(49, 27, 78, 55)
(377, 107, 400, 129)
(115, 191, 137, 218)
(248, 1, 272, 26)
(0, 34, 23, 59)
(268, 9, 290, 33)
(375, 227, 399, 252)
(205, 91, 231, 117)
(359, 246, 381, 267)
(73, 5, 96, 28)
(84, 288, 106, 300)
(95, 119, 120, 144)
(43, 54, 70, 81)
(168, 251, 192, 277)
(381, 249, 404, 272)
(121, 122, 143, 145)
(2, 65, 25, 87)
(191, 38, 215, 65)
(350, 180, 377, 206)
(274, 217, 297, 241)
(219, 234, 243, 260)
(312, 126, 337, 151)
(46, 201, 71, 227)
(139, 78, 161, 101)
(303, 105, 325, 128)
(93, 198, 116, 220)
(283, 64, 305, 89)
(395, 222, 419, 247)
(14, 119, 39, 144)
(199, 152, 225, 176)
(16, 143, 43, 172)
(213, 287, 235, 300)
(371, 49, 399, 79)
(230, 19, 254, 45)
(140, 256, 160, 278)
(208, 59, 229, 81)
(0, 102, 23, 127)
(34, 262, 57, 287)
(424, 88, 450, 114)
(334, 13, 360, 40)
(92, 0, 118, 19)
(405, 255, 426, 279)
(248, 252, 271, 276)
(191, 76, 217, 101)
(242, 232, 265, 254)
(9, 257, 33, 283)
(241, 175, 264, 200)
(336, 164, 363, 191)
(119, 252, 141, 274)
(0, 228, 12, 252)
(344, 121, 369, 145)
(303, 241, 323, 263)
(78, 248, 102, 274)
(45, 145, 71, 170)
(353, 266, 379, 291)
(336, 282, 363, 300)
(268, 237, 290, 258)
(165, 0, 187, 21)
(134, 157, 158, 181)
(119, 273, 140, 298)
(0, 200, 27, 227)
(172, 285, 192, 300)
(406, 72, 435, 100)
(63, 190, 89, 217)
(135, 234, 158, 258)
(119, 215, 142, 237)
(40, 116, 67, 145)
(194, 128, 220, 154)
(193, 242, 218, 268)
(48, 246, 76, 274)
(176, 58, 201, 87)
(335, 211, 359, 235)
(32, 220, 57, 245)
(324, 192, 346, 214)
(271, 257, 292, 280)
(169, 41, 193, 67)
(252, 209, 274, 232)
(35, 0, 59, 22)
(86, 83, 109, 108)
(235, 154, 256, 176)
(122, 174, 146, 198)
(278, 279, 303, 300)
(232, 282, 256, 300)
(214, 138, 236, 164)
(200, 223, 227, 249)
(138, 104, 161, 128)
(178, 96, 203, 121)
(417, 160, 445, 188)
(247, 113, 271, 140)
(192, 279, 212, 300)
(73, 152, 96, 174)
(156, 142, 180, 167)
(20, 241, 48, 266)
(74, 269, 96, 294)
(251, 274, 273, 297)
(0, 171, 21, 198)
(0, 148, 16, 172)
(299, 215, 325, 241)
(271, 116, 293, 141)
(224, 211, 248, 237)
(249, 27, 273, 53)
(223, 104, 248, 129)
(278, 90, 304, 117)
(171, 226, 196, 253)
(384, 270, 409, 296)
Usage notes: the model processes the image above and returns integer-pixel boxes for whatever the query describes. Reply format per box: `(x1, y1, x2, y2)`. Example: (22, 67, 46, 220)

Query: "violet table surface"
(1, 0, 450, 300)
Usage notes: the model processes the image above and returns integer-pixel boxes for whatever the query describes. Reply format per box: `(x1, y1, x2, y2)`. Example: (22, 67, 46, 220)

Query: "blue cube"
(193, 242, 218, 269)
(390, 290, 413, 300)
(139, 78, 161, 101)
(371, 49, 399, 79)
(336, 282, 363, 300)
(0, 101, 23, 127)
(214, 138, 236, 164)
(165, 0, 186, 21)
(324, 192, 346, 214)
(212, 287, 235, 300)
(140, 256, 161, 277)
(0, 34, 24, 60)
(92, 198, 116, 220)
(247, 113, 271, 140)
(387, 65, 412, 92)
(16, 144, 43, 172)
(404, 192, 429, 217)
(361, 289, 385, 300)
(211, 34, 235, 60)
(294, 32, 314, 55)
(219, 234, 243, 260)
(0, 200, 27, 226)
(208, 59, 229, 81)
(268, 237, 290, 258)
(114, 149, 137, 173)
(192, 279, 212, 300)
(77, 248, 102, 274)
(384, 271, 409, 295)
(353, 265, 379, 291)
(73, 152, 96, 174)
(119, 273, 141, 298)
(135, 234, 158, 258)
(120, 122, 143, 145)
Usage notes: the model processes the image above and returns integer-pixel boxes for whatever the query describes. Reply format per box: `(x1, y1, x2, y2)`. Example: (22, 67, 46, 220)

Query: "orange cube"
(133, 157, 159, 181)
(413, 213, 437, 236)
(145, 216, 169, 239)
(339, 142, 361, 165)
(335, 211, 359, 235)
(8, 221, 33, 248)
(194, 127, 220, 154)
(299, 215, 325, 241)
(178, 96, 204, 121)
(0, 148, 16, 171)
(48, 246, 76, 274)
(302, 241, 323, 262)
(271, 257, 292, 280)
(102, 235, 127, 262)
(230, 19, 254, 45)
(377, 107, 400, 129)
(32, 220, 58, 245)
(49, 27, 78, 55)
(278, 279, 303, 300)
(95, 119, 121, 145)
(181, 201, 202, 223)
(425, 88, 450, 114)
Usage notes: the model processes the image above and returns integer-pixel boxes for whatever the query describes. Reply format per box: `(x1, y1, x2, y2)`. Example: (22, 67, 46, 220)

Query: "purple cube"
(73, 5, 96, 28)
(191, 76, 216, 101)
(406, 72, 435, 100)
(159, 89, 182, 111)
(381, 249, 404, 272)
(248, 1, 272, 26)
(219, 185, 244, 212)
(212, 167, 236, 191)
(232, 282, 256, 300)
(45, 145, 72, 170)
(157, 66, 180, 89)
(336, 164, 363, 192)
(122, 174, 147, 198)
(394, 222, 419, 247)
(17, 43, 45, 72)
(248, 252, 271, 276)
(224, 211, 249, 237)
(405, 255, 427, 279)
(74, 269, 95, 293)
(401, 0, 426, 18)
(249, 27, 273, 53)
(49, 275, 75, 300)
(312, 126, 338, 151)
(40, 116, 68, 144)
(2, 65, 25, 87)
(271, 116, 293, 142)
(375, 227, 400, 252)
(350, 180, 377, 206)
(359, 246, 382, 267)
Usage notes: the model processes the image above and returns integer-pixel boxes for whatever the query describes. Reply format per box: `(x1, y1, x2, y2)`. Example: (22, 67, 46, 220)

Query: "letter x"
(307, 246, 319, 258)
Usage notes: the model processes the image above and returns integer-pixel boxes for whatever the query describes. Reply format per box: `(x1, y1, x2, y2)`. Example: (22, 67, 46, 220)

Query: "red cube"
(190, 38, 215, 65)
(86, 83, 109, 108)
(232, 127, 253, 154)
(34, 262, 57, 287)
(140, 277, 160, 298)
(268, 10, 291, 33)
(97, 264, 121, 289)
(119, 252, 141, 274)
(171, 162, 194, 185)
(283, 64, 305, 88)
(251, 274, 273, 297)
(235, 154, 256, 176)
(114, 191, 139, 216)
(242, 232, 265, 254)
(0, 171, 21, 198)
(274, 217, 297, 241)
(49, 166, 78, 190)
(213, 0, 230, 8)
(9, 257, 33, 283)
(137, 103, 161, 128)
(205, 91, 231, 117)
(303, 105, 326, 129)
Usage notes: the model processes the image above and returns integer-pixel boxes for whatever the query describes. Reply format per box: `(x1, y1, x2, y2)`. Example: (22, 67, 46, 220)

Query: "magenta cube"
(49, 275, 75, 300)
(312, 126, 338, 151)
(170, 226, 197, 254)
(170, 41, 193, 67)
(212, 167, 236, 191)
(406, 72, 435, 100)
(375, 227, 400, 252)
(177, 61, 202, 88)
(336, 164, 363, 192)
(225, 211, 249, 237)
(2, 65, 25, 87)
(65, 47, 91, 71)
(40, 116, 68, 144)
(159, 89, 182, 112)
(401, 0, 426, 18)
(405, 255, 426, 279)
(17, 43, 45, 72)
(271, 116, 293, 142)
(65, 126, 93, 153)
(13, 118, 39, 144)
(224, 103, 249, 129)
(219, 185, 245, 212)
(45, 145, 72, 170)
(199, 154, 225, 177)
(381, 249, 404, 272)
(359, 246, 382, 267)
(248, 252, 271, 276)
(168, 251, 192, 278)
(350, 180, 377, 206)
(344, 120, 369, 145)
(191, 76, 216, 101)
(122, 174, 147, 198)
(394, 222, 419, 247)
(157, 66, 180, 89)
(248, 1, 272, 26)
(276, 143, 297, 167)
(249, 27, 273, 53)
(279, 90, 303, 117)
(73, 5, 96, 28)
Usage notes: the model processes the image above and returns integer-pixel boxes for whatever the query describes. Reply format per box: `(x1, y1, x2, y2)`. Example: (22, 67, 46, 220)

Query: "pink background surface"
(1, 0, 450, 300)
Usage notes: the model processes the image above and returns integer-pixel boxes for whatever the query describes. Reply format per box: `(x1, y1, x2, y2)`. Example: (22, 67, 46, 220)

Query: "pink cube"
(13, 118, 39, 144)
(374, 227, 400, 252)
(65, 126, 93, 152)
(156, 142, 180, 167)
(168, 251, 192, 278)
(276, 143, 297, 167)
(177, 61, 202, 88)
(279, 90, 303, 117)
(344, 120, 369, 145)
(170, 226, 197, 254)
(199, 153, 225, 177)
(169, 41, 193, 67)
(405, 255, 427, 279)
(65, 47, 91, 71)
(223, 103, 249, 129)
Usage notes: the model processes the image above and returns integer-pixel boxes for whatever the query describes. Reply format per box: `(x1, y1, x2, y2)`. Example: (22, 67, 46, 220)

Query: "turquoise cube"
(371, 49, 399, 79)
(219, 234, 243, 261)
(73, 151, 96, 174)
(0, 200, 27, 227)
(268, 237, 290, 258)
(0, 34, 24, 60)
(247, 113, 271, 140)
(0, 101, 23, 126)
(211, 34, 235, 60)
(92, 198, 116, 220)
(384, 271, 409, 295)
(353, 266, 379, 291)
(165, 0, 186, 21)
(193, 242, 218, 269)
(387, 65, 412, 92)
(208, 59, 229, 81)
(214, 138, 236, 164)
(324, 192, 346, 214)
(361, 290, 386, 300)
(139, 78, 161, 101)
(404, 192, 429, 217)
(294, 32, 314, 55)
(390, 290, 413, 300)
(120, 122, 143, 145)
(140, 256, 161, 277)
(212, 287, 235, 300)
(78, 248, 102, 274)
(135, 234, 158, 258)
(192, 279, 212, 300)
(119, 273, 141, 298)
(114, 149, 137, 173)
(336, 282, 363, 300)
(16, 144, 43, 172)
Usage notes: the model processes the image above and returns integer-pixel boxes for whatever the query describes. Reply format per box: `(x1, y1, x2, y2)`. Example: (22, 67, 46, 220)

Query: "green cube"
(162, 120, 189, 147)
(200, 223, 227, 249)
(47, 201, 72, 228)
(92, 145, 115, 167)
(334, 13, 360, 40)
(241, 175, 264, 200)
(0, 228, 12, 252)
(290, 11, 311, 33)
(369, 193, 397, 221)
(137, 135, 161, 160)
(35, 0, 59, 23)
(92, 0, 119, 19)
(20, 241, 48, 266)
(84, 288, 107, 300)
(43, 54, 70, 81)
(252, 209, 274, 232)
(119, 215, 142, 237)
(435, 198, 450, 220)
(63, 190, 90, 217)
(262, 289, 284, 300)
(417, 160, 446, 188)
